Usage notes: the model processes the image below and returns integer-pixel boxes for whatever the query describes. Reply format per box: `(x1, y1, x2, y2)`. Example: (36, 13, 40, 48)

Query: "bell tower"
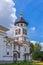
(14, 12, 28, 43)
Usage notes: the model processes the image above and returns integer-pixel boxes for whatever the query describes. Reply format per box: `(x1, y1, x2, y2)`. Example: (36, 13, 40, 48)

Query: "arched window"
(15, 29, 18, 35)
(15, 29, 21, 35)
(23, 28, 27, 35)
(25, 48, 26, 51)
(19, 29, 21, 34)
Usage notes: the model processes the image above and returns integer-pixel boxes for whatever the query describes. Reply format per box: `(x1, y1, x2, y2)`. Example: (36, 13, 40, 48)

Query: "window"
(18, 47, 20, 58)
(7, 52, 9, 55)
(15, 29, 21, 35)
(24, 24, 26, 26)
(23, 28, 24, 34)
(23, 28, 27, 35)
(18, 53, 20, 58)
(13, 54, 16, 57)
(19, 29, 21, 34)
(6, 43, 12, 48)
(18, 24, 19, 26)
(24, 37, 26, 41)
(25, 30, 27, 35)
(21, 24, 23, 26)
(18, 46, 20, 51)
(15, 29, 18, 35)
(25, 48, 26, 51)
(14, 45, 16, 49)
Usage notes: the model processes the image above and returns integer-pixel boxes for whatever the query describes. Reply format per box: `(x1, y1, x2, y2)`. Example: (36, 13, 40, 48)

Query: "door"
(24, 55, 26, 61)
(24, 55, 29, 61)
(13, 54, 17, 62)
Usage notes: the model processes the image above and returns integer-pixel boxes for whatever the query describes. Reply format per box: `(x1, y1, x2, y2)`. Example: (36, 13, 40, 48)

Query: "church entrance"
(24, 55, 29, 61)
(13, 53, 17, 62)
(24, 53, 29, 61)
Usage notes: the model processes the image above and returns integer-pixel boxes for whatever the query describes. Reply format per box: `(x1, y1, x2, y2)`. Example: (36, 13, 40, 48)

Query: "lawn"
(0, 62, 43, 65)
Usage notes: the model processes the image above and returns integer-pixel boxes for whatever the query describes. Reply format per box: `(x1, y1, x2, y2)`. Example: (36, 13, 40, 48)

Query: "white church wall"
(17, 46, 24, 61)
(0, 34, 13, 61)
(0, 35, 6, 60)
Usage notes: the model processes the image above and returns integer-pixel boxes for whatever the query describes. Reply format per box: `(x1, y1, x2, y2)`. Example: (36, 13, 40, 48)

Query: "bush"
(39, 51, 43, 61)
(32, 51, 43, 61)
(32, 52, 40, 60)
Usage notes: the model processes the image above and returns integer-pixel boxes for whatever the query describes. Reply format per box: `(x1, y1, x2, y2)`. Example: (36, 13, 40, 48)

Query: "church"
(0, 13, 31, 63)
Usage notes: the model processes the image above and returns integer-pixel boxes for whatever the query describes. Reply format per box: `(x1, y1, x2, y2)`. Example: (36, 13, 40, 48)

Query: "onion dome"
(14, 12, 28, 26)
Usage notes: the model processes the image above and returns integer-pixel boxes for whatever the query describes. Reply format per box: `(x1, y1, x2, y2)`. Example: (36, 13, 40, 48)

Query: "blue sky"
(14, 0, 43, 42)
(0, 0, 43, 42)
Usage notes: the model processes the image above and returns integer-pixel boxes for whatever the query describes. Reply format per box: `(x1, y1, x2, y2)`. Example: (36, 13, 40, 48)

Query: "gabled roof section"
(4, 36, 13, 42)
(0, 25, 9, 31)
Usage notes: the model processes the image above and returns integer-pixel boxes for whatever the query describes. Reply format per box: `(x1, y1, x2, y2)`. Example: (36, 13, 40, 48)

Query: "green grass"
(0, 62, 43, 65)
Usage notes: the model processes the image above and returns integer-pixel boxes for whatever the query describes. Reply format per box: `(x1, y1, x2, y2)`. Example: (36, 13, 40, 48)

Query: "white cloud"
(31, 27, 36, 31)
(0, 0, 17, 27)
(30, 40, 37, 43)
(30, 40, 39, 45)
(7, 25, 17, 37)
(7, 27, 14, 37)
(30, 41, 43, 51)
(5, 0, 15, 6)
(29, 27, 36, 35)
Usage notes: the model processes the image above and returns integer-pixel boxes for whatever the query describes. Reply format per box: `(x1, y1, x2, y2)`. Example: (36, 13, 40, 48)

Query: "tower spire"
(20, 11, 23, 17)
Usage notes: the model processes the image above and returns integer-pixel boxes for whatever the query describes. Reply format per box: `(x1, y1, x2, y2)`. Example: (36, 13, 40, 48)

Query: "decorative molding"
(3, 56, 13, 57)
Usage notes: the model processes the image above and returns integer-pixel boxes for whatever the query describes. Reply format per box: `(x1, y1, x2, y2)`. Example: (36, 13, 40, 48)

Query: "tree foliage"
(29, 42, 41, 60)
(29, 42, 34, 54)
(32, 43, 41, 60)
(34, 43, 41, 53)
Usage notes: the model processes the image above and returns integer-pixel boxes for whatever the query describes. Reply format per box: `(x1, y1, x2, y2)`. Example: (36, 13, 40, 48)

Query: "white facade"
(13, 15, 31, 61)
(0, 16, 31, 62)
(0, 27, 13, 63)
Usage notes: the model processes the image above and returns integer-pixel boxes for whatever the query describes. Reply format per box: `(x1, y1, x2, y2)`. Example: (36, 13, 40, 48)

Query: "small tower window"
(25, 29, 27, 35)
(24, 24, 26, 26)
(18, 24, 19, 26)
(15, 29, 21, 35)
(23, 28, 24, 34)
(15, 29, 18, 35)
(14, 45, 16, 49)
(19, 29, 21, 34)
(21, 24, 23, 26)
(23, 28, 27, 35)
